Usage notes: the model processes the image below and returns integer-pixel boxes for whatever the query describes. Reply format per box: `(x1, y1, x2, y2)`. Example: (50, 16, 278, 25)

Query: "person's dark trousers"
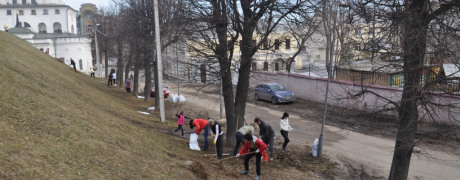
(73, 65, 76, 72)
(280, 130, 290, 150)
(126, 88, 131, 93)
(174, 125, 184, 136)
(91, 73, 95, 78)
(262, 136, 274, 158)
(112, 79, 116, 85)
(216, 135, 224, 160)
(233, 132, 245, 155)
(108, 78, 113, 86)
(203, 124, 209, 150)
(244, 153, 262, 176)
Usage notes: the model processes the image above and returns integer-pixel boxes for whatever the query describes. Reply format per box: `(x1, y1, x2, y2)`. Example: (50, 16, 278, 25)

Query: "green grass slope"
(0, 31, 195, 179)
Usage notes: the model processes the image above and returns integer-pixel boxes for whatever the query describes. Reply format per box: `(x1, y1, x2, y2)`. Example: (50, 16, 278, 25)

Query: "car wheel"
(255, 94, 259, 101)
(271, 97, 277, 105)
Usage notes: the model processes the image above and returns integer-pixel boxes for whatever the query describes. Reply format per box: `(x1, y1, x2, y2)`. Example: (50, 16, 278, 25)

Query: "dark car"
(254, 83, 295, 104)
(151, 83, 169, 98)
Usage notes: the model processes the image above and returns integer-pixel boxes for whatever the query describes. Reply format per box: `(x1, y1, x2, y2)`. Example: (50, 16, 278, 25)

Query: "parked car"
(254, 83, 295, 104)
(151, 83, 169, 98)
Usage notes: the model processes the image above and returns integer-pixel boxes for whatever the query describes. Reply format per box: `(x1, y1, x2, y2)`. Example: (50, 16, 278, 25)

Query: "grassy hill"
(0, 31, 338, 179)
(0, 31, 200, 179)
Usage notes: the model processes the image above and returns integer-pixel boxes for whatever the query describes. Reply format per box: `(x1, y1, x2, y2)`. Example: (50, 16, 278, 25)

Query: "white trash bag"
(312, 138, 319, 157)
(169, 94, 186, 103)
(189, 133, 201, 151)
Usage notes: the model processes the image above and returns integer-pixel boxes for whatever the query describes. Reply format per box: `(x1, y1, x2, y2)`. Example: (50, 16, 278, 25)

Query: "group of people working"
(175, 111, 294, 180)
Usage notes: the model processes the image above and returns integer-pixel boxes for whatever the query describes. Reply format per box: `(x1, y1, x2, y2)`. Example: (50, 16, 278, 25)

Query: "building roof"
(0, 4, 76, 12)
(8, 27, 34, 34)
(443, 64, 460, 78)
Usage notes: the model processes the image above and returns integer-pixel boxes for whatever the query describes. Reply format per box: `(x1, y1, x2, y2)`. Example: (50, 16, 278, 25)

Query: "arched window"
(24, 22, 31, 28)
(53, 22, 62, 33)
(38, 23, 46, 33)
(79, 59, 83, 70)
(43, 9, 48, 15)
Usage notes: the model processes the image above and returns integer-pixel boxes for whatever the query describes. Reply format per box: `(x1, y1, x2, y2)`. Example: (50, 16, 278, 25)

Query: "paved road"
(173, 84, 460, 179)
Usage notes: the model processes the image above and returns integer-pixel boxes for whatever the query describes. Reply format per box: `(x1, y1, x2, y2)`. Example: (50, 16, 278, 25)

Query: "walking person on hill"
(174, 111, 189, 137)
(125, 77, 132, 93)
(209, 119, 224, 160)
(112, 71, 117, 86)
(232, 123, 257, 156)
(189, 119, 210, 151)
(236, 133, 268, 180)
(108, 69, 114, 86)
(280, 112, 294, 151)
(90, 67, 95, 78)
(254, 117, 275, 161)
(70, 58, 76, 72)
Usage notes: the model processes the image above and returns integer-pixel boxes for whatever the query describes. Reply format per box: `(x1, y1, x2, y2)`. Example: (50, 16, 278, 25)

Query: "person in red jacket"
(236, 133, 268, 180)
(189, 119, 210, 150)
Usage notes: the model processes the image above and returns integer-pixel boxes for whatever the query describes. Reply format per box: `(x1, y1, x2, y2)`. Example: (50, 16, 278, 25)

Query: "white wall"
(250, 71, 460, 125)
(0, 5, 76, 34)
(0, 0, 63, 4)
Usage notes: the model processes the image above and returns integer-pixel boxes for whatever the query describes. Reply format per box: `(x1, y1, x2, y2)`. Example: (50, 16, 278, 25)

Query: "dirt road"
(172, 84, 460, 179)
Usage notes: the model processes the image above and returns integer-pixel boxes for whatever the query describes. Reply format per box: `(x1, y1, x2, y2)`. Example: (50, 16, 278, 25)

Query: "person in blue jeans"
(189, 119, 210, 150)
(232, 123, 257, 156)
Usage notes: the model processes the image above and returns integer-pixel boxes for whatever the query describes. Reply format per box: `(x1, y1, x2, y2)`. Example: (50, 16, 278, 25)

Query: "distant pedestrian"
(254, 117, 275, 161)
(280, 112, 293, 151)
(232, 123, 257, 156)
(189, 119, 210, 151)
(174, 111, 189, 137)
(125, 77, 132, 93)
(4, 24, 8, 32)
(70, 58, 76, 72)
(236, 133, 268, 180)
(108, 69, 114, 86)
(90, 67, 95, 78)
(112, 71, 117, 86)
(209, 119, 224, 160)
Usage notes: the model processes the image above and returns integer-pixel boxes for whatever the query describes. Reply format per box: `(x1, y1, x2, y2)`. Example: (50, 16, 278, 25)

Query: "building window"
(355, 28, 361, 36)
(86, 14, 92, 21)
(7, 10, 12, 16)
(38, 23, 47, 33)
(274, 39, 280, 50)
(22, 0, 26, 4)
(24, 22, 31, 27)
(12, 0, 17, 5)
(32, 0, 37, 4)
(53, 22, 62, 33)
(31, 10, 36, 15)
(251, 40, 257, 47)
(55, 9, 60, 14)
(369, 28, 374, 36)
(263, 40, 269, 50)
(355, 43, 362, 51)
(19, 10, 24, 15)
(79, 59, 83, 70)
(43, 9, 48, 15)
(285, 39, 290, 49)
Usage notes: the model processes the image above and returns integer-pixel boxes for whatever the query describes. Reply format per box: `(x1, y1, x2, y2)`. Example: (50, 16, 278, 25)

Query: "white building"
(0, 0, 93, 74)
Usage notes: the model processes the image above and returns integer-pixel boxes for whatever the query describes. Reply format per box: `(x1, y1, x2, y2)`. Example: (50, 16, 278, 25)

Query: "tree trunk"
(117, 38, 124, 87)
(144, 45, 152, 102)
(389, 1, 428, 179)
(104, 49, 109, 78)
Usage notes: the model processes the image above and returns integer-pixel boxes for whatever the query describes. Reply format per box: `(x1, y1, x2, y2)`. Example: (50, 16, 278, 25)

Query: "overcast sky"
(62, 0, 112, 11)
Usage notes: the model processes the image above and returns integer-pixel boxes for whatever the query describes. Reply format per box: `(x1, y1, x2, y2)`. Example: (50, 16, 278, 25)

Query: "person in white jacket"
(280, 112, 293, 150)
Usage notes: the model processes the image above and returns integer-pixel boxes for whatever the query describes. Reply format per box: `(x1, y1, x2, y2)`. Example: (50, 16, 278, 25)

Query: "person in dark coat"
(70, 58, 76, 72)
(254, 117, 275, 161)
(209, 119, 224, 160)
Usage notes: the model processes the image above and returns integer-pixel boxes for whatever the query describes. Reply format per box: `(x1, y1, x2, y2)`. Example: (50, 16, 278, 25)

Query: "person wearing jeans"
(174, 111, 189, 137)
(233, 124, 256, 156)
(189, 119, 210, 151)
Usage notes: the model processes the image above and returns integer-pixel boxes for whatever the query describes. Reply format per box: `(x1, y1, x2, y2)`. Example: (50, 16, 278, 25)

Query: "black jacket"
(259, 120, 275, 139)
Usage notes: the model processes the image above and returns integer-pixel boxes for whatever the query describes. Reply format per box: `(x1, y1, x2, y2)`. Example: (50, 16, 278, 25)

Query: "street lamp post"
(94, 23, 100, 77)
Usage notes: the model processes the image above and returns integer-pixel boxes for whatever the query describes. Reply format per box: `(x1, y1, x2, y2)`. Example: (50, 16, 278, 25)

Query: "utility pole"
(220, 78, 223, 119)
(95, 24, 100, 77)
(318, 0, 339, 157)
(153, 0, 165, 122)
